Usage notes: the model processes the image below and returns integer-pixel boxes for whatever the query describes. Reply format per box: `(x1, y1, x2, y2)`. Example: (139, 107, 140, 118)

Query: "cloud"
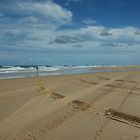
(49, 34, 86, 44)
(80, 26, 140, 44)
(1, 24, 140, 50)
(0, 0, 74, 48)
(100, 42, 135, 47)
(0, 0, 140, 51)
(83, 19, 99, 25)
(69, 0, 82, 2)
(100, 42, 119, 47)
(19, 16, 41, 24)
(135, 29, 140, 35)
(37, 25, 140, 48)
(0, 0, 72, 26)
(1, 20, 140, 50)
(64, 0, 83, 5)
(17, 1, 72, 24)
(100, 29, 112, 36)
(72, 45, 83, 48)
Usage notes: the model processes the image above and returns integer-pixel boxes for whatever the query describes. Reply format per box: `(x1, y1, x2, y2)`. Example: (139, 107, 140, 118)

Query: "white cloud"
(64, 0, 82, 5)
(0, 0, 140, 50)
(83, 19, 99, 25)
(23, 24, 140, 49)
(18, 1, 72, 24)
(69, 0, 82, 2)
(80, 25, 140, 43)
(19, 16, 41, 24)
(135, 29, 140, 35)
(1, 22, 140, 50)
(0, 1, 72, 28)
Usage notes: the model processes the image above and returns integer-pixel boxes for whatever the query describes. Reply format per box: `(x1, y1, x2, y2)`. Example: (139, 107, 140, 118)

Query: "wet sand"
(0, 69, 140, 140)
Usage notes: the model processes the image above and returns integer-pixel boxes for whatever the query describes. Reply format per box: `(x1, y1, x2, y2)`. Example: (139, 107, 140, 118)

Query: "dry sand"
(0, 68, 140, 140)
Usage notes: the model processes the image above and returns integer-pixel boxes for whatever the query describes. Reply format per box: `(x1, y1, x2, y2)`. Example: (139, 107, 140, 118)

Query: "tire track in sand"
(90, 75, 139, 140)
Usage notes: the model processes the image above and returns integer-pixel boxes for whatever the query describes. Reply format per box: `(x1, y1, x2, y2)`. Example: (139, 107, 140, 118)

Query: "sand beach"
(0, 67, 140, 140)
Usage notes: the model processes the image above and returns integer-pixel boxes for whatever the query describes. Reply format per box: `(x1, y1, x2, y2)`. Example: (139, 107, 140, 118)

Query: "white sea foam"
(0, 65, 125, 79)
(38, 66, 60, 72)
(0, 66, 35, 73)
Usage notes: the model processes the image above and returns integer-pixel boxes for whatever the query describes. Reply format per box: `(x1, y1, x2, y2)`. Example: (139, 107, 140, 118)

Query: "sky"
(0, 0, 140, 65)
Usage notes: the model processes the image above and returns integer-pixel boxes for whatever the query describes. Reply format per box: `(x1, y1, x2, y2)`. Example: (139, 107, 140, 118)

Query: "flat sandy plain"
(0, 67, 140, 140)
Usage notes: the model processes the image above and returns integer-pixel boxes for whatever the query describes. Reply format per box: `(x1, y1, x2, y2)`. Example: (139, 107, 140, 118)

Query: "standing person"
(36, 66, 39, 77)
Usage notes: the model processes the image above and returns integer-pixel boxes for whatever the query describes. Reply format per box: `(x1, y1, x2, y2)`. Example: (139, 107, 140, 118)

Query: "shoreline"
(0, 65, 140, 80)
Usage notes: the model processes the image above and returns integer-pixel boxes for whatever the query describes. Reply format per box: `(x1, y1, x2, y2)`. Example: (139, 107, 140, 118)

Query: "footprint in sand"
(51, 92, 65, 100)
(68, 100, 91, 111)
(120, 135, 138, 140)
(90, 118, 110, 140)
(79, 78, 98, 85)
(35, 80, 52, 95)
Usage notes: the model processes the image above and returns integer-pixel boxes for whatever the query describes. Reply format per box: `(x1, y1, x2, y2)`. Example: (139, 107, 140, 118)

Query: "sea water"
(0, 65, 129, 79)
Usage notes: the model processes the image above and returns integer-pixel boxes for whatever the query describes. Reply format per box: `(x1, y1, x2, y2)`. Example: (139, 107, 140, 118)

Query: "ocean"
(0, 65, 131, 79)
(1, 45, 140, 79)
